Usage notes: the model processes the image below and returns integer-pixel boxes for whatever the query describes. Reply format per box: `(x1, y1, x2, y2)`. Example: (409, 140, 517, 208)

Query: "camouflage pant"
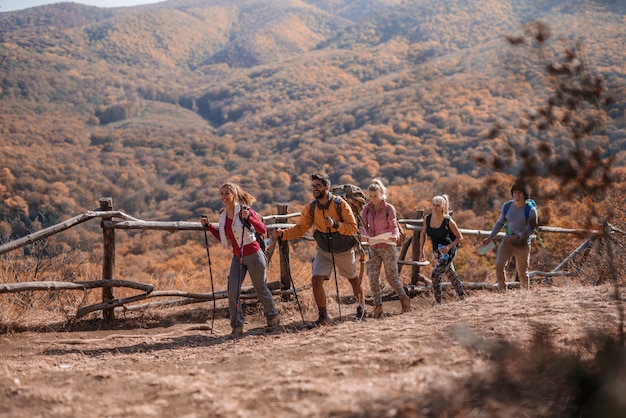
(431, 251, 465, 303)
(367, 245, 407, 306)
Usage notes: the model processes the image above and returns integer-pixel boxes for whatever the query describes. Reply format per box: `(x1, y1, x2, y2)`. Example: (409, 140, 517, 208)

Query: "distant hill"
(0, 0, 624, 249)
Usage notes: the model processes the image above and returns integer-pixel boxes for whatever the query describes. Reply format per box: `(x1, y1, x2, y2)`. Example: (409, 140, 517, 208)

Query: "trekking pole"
(235, 211, 246, 317)
(201, 216, 216, 334)
(326, 218, 342, 320)
(278, 237, 305, 325)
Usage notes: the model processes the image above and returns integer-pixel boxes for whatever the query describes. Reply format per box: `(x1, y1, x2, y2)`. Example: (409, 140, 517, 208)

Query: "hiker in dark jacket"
(200, 182, 279, 338)
(482, 182, 538, 290)
(419, 194, 466, 304)
(360, 178, 411, 317)
(271, 173, 365, 328)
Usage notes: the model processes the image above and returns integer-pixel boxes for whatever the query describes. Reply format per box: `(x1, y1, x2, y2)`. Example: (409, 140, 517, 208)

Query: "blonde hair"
(220, 182, 256, 206)
(367, 178, 388, 200)
(432, 194, 450, 216)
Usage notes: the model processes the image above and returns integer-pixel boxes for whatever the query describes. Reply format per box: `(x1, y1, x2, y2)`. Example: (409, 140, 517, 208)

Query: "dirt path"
(1, 283, 622, 417)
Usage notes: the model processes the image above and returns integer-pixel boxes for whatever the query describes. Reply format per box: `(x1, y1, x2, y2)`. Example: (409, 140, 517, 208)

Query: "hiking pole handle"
(240, 205, 250, 221)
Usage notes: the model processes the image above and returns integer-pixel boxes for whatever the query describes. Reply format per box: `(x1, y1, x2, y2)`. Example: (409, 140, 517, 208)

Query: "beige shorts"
(312, 248, 357, 279)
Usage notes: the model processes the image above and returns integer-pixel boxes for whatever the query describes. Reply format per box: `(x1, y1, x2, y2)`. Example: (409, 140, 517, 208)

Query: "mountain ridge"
(0, 0, 624, 248)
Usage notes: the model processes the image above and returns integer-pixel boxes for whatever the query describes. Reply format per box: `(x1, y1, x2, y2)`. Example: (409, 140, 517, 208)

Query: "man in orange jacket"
(272, 173, 365, 328)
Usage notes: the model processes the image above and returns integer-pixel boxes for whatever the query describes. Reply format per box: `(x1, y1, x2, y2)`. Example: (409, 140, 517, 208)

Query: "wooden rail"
(0, 197, 603, 321)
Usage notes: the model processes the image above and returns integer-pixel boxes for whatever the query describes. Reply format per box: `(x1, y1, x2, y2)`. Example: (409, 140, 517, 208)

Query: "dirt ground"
(1, 281, 623, 418)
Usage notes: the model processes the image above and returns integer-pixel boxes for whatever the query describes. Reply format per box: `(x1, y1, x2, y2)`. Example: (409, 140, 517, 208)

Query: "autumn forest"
(0, 0, 625, 289)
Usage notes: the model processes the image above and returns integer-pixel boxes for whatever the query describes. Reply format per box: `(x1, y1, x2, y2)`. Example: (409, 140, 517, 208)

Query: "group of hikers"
(200, 173, 538, 338)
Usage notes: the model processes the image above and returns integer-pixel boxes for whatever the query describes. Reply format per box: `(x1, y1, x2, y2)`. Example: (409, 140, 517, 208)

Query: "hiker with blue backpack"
(200, 182, 280, 338)
(482, 182, 538, 290)
(271, 173, 365, 328)
(419, 194, 466, 305)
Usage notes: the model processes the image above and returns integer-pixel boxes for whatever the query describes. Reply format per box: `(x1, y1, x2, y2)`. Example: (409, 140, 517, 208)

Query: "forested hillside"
(0, 0, 624, 262)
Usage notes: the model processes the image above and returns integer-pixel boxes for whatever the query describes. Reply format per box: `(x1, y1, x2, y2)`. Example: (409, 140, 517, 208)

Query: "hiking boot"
(306, 316, 330, 330)
(372, 304, 383, 319)
(267, 315, 280, 328)
(400, 296, 411, 313)
(356, 305, 366, 321)
(229, 325, 244, 339)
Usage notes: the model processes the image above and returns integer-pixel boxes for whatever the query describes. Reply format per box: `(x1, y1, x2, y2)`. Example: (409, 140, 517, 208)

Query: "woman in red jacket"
(200, 182, 279, 338)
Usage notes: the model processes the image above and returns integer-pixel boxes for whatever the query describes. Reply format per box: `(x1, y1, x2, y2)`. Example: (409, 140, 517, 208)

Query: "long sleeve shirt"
(360, 201, 399, 248)
(207, 207, 265, 257)
(282, 195, 358, 241)
(488, 201, 538, 243)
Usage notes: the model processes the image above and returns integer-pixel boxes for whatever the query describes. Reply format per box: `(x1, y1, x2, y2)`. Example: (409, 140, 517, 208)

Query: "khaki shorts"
(312, 248, 357, 279)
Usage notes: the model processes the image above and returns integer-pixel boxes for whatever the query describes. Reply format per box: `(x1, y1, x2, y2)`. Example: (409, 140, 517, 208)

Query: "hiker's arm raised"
(277, 204, 314, 241)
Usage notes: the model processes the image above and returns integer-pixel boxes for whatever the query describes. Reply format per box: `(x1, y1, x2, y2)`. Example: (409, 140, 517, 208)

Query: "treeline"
(0, 0, 624, 259)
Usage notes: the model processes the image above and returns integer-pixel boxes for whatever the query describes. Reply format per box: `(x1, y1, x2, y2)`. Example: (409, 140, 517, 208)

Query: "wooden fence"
(0, 197, 602, 321)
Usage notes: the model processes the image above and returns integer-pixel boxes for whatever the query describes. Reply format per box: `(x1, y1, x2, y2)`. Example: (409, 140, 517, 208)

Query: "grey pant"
(367, 245, 407, 306)
(228, 250, 278, 328)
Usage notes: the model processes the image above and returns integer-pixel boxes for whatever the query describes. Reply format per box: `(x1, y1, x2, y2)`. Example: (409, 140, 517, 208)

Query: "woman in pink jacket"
(360, 178, 411, 318)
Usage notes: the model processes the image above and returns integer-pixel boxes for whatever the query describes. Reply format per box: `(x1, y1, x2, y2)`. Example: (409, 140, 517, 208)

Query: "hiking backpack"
(250, 224, 268, 252)
(246, 211, 268, 252)
(309, 184, 367, 230)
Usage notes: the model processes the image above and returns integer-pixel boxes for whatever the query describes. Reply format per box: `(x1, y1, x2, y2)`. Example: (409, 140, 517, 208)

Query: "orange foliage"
(0, 0, 624, 290)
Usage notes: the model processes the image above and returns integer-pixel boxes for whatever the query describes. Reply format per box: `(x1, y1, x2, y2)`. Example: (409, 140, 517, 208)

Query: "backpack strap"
(309, 195, 343, 221)
(503, 200, 513, 216)
(505, 199, 532, 221)
(333, 196, 343, 222)
(503, 200, 513, 235)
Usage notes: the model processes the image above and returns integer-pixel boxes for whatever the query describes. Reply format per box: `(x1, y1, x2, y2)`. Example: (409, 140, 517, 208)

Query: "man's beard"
(313, 189, 324, 199)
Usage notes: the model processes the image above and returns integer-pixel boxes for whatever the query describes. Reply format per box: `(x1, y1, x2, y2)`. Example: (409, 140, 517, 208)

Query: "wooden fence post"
(100, 197, 115, 320)
(410, 209, 425, 285)
(276, 204, 291, 297)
